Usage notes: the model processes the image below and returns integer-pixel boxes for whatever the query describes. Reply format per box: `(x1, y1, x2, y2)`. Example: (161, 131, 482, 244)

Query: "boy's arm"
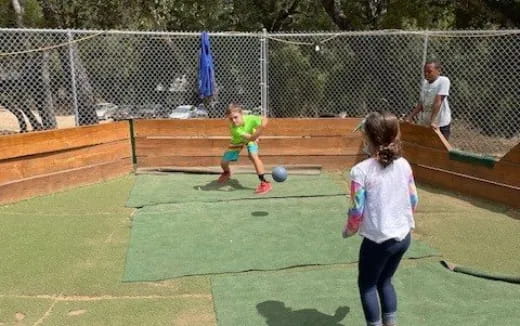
(429, 95, 445, 128)
(405, 103, 423, 122)
(342, 180, 365, 238)
(430, 78, 450, 128)
(242, 116, 268, 141)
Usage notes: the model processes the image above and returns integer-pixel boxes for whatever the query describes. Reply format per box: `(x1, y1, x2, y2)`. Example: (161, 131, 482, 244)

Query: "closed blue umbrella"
(198, 31, 215, 99)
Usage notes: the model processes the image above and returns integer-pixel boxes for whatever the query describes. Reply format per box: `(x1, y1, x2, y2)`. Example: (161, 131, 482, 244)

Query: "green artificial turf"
(212, 262, 520, 326)
(126, 173, 346, 208)
(123, 196, 436, 281)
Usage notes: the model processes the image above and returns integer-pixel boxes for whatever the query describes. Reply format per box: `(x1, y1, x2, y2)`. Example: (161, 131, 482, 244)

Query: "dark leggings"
(358, 233, 411, 325)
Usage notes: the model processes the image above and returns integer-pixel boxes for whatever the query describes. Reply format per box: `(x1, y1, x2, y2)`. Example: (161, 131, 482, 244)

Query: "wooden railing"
(0, 122, 132, 204)
(400, 122, 520, 208)
(1, 118, 518, 208)
(133, 118, 365, 170)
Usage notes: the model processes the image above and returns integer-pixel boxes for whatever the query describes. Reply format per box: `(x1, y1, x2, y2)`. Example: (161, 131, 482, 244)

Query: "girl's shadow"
(193, 179, 254, 191)
(256, 300, 350, 326)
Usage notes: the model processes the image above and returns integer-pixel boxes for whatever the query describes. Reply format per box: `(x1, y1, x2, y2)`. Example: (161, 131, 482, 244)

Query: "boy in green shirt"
(218, 104, 272, 194)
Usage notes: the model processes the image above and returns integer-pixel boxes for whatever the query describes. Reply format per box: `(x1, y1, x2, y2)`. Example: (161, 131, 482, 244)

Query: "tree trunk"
(11, 0, 24, 27)
(40, 51, 57, 129)
(69, 42, 98, 125)
(39, 1, 98, 125)
(321, 0, 354, 30)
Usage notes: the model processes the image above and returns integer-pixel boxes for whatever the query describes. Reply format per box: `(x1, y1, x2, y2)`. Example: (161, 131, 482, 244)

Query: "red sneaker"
(255, 181, 272, 195)
(217, 171, 231, 183)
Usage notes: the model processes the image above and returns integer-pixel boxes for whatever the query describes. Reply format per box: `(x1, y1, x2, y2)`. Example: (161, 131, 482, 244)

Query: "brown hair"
(363, 111, 401, 167)
(226, 103, 243, 116)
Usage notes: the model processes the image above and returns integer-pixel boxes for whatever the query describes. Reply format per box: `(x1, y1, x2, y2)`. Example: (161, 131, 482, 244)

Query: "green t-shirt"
(229, 115, 262, 145)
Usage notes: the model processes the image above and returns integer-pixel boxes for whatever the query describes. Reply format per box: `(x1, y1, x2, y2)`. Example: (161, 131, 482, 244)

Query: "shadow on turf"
(193, 179, 254, 191)
(256, 300, 350, 326)
(252, 211, 269, 217)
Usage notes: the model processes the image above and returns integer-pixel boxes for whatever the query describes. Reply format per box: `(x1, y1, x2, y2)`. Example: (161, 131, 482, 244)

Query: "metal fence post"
(67, 30, 80, 126)
(260, 28, 269, 117)
(421, 31, 429, 78)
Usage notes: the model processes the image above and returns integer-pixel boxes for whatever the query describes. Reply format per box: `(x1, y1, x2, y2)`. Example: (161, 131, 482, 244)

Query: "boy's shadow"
(193, 179, 254, 192)
(256, 300, 350, 326)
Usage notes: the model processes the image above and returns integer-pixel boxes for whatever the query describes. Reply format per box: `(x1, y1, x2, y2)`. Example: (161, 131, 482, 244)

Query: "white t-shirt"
(419, 76, 451, 127)
(350, 157, 415, 243)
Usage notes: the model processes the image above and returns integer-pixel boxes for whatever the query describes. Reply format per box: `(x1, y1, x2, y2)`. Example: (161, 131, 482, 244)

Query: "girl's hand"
(342, 229, 356, 238)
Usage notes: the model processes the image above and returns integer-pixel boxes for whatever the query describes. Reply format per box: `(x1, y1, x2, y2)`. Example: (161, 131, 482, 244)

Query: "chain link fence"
(1, 28, 519, 156)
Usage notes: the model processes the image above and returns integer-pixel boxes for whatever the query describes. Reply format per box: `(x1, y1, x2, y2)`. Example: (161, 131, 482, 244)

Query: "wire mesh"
(0, 28, 518, 156)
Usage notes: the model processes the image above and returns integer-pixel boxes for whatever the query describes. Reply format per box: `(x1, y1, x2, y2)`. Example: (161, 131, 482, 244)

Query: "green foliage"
(1, 0, 518, 31)
(0, 1, 16, 27)
(23, 0, 45, 27)
(269, 44, 327, 117)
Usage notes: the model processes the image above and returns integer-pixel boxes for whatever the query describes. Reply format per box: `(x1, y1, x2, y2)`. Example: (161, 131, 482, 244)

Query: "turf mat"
(123, 197, 436, 281)
(126, 173, 346, 207)
(211, 262, 520, 326)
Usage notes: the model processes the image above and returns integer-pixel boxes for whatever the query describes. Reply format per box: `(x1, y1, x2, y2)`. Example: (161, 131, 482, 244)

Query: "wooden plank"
(0, 159, 133, 205)
(399, 122, 451, 150)
(403, 143, 520, 188)
(0, 121, 130, 160)
(135, 136, 363, 157)
(0, 140, 131, 185)
(500, 143, 520, 164)
(264, 118, 361, 136)
(136, 165, 322, 175)
(134, 118, 362, 137)
(412, 164, 520, 209)
(134, 119, 227, 137)
(136, 155, 366, 171)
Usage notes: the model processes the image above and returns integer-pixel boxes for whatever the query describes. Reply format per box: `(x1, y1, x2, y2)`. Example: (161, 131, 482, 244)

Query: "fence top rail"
(0, 28, 260, 37)
(1, 28, 520, 37)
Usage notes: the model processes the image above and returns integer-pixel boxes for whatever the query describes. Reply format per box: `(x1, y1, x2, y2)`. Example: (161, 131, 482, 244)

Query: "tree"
(37, 0, 99, 126)
(1, 0, 56, 132)
(453, 0, 520, 28)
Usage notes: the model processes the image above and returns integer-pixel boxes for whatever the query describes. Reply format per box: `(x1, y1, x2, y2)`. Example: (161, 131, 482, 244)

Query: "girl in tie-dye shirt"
(342, 112, 418, 326)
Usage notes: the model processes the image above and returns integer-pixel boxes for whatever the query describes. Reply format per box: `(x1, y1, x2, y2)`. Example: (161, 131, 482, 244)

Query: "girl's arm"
(409, 173, 419, 212)
(342, 180, 365, 238)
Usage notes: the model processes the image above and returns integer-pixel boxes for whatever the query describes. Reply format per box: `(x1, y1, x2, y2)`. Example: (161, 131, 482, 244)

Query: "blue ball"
(271, 166, 288, 182)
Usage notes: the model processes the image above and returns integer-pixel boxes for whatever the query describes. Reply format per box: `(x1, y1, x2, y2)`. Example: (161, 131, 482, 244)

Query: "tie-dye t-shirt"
(343, 157, 418, 243)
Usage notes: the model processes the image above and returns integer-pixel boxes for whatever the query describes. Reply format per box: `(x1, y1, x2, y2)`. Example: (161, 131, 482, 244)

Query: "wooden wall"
(1, 118, 518, 208)
(133, 118, 365, 170)
(400, 122, 520, 208)
(0, 122, 133, 204)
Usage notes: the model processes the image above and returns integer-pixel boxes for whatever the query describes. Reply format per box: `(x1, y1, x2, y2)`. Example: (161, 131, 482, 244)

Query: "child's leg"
(248, 153, 265, 175)
(219, 148, 241, 183)
(220, 159, 231, 174)
(377, 233, 411, 326)
(247, 143, 271, 194)
(358, 238, 389, 326)
(247, 143, 267, 180)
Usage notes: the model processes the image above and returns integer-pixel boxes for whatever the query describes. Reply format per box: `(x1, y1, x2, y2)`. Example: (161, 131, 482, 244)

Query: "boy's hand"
(240, 133, 253, 142)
